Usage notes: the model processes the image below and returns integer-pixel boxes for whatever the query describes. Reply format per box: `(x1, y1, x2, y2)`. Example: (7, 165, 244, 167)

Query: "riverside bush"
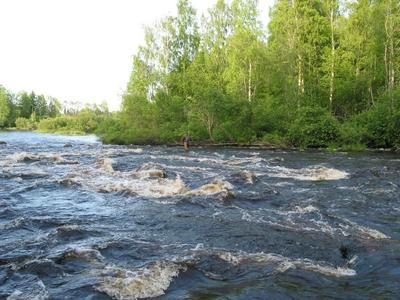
(37, 111, 104, 135)
(288, 107, 340, 148)
(348, 103, 400, 148)
(15, 117, 37, 130)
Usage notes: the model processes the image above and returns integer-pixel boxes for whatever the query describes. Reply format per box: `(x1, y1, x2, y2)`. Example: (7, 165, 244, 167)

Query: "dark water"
(0, 131, 399, 299)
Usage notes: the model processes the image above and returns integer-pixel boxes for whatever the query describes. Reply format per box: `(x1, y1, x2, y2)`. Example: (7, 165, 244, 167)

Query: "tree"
(107, 0, 400, 148)
(268, 0, 330, 108)
(47, 97, 61, 117)
(383, 0, 400, 108)
(185, 52, 226, 140)
(323, 0, 340, 112)
(172, 0, 200, 72)
(36, 95, 48, 119)
(0, 86, 10, 127)
(18, 92, 33, 118)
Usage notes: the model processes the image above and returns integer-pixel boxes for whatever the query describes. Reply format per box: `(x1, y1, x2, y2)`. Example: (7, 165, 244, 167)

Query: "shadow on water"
(0, 132, 399, 299)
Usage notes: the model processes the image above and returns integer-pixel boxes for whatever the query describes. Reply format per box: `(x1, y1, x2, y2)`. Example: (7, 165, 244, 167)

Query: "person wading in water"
(182, 133, 191, 151)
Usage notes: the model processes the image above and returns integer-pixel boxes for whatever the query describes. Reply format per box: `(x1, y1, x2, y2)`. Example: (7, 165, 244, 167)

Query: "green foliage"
(96, 114, 161, 145)
(15, 117, 37, 130)
(4, 0, 400, 150)
(288, 107, 340, 148)
(0, 85, 61, 128)
(347, 102, 400, 148)
(339, 143, 367, 152)
(261, 132, 288, 148)
(0, 87, 10, 128)
(37, 109, 105, 135)
(100, 0, 400, 149)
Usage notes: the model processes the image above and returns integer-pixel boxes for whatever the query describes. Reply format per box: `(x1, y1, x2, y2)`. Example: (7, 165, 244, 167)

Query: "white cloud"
(0, 0, 273, 111)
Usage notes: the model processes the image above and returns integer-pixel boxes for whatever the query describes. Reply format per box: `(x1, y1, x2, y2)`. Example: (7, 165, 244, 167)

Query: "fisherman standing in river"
(182, 133, 191, 151)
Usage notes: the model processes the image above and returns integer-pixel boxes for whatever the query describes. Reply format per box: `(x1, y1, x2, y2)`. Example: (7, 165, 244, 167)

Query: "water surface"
(0, 131, 399, 299)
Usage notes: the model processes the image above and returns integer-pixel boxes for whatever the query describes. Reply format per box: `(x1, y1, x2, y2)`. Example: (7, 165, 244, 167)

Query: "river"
(0, 131, 399, 299)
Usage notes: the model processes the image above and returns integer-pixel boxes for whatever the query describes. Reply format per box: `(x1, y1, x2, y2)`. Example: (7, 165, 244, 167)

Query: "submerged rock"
(340, 245, 349, 259)
(0, 141, 7, 145)
(63, 143, 73, 148)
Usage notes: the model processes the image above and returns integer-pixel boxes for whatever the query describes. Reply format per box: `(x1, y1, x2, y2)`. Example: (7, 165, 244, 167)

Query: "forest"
(0, 86, 108, 135)
(1, 0, 400, 150)
(99, 0, 400, 149)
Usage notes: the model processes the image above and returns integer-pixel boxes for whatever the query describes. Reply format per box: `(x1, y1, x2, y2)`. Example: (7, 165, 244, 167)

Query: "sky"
(0, 0, 274, 111)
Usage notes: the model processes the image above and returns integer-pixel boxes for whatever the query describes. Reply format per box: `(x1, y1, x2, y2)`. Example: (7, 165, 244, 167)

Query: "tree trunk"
(248, 61, 252, 102)
(293, 0, 304, 109)
(329, 2, 335, 113)
(385, 0, 395, 110)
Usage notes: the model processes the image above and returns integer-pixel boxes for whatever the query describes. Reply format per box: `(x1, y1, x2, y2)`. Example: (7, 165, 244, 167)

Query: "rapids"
(0, 131, 399, 299)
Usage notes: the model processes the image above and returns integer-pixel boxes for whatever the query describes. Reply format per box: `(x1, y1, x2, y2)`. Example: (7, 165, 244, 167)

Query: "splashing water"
(0, 132, 399, 299)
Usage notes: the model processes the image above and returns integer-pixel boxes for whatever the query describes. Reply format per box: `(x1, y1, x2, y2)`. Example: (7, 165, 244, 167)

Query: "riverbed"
(0, 131, 399, 299)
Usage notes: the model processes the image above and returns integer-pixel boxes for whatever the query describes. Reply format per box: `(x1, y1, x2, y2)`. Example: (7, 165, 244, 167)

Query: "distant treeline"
(0, 87, 61, 129)
(0, 85, 109, 135)
(97, 0, 400, 150)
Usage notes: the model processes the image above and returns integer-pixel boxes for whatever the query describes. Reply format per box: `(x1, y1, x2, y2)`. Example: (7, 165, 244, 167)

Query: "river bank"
(2, 130, 399, 153)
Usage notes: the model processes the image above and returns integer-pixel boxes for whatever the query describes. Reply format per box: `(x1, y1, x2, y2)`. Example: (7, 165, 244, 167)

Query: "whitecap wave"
(339, 218, 390, 240)
(270, 166, 349, 181)
(70, 172, 188, 198)
(240, 207, 390, 240)
(186, 179, 234, 197)
(217, 251, 356, 277)
(131, 163, 166, 179)
(58, 247, 105, 262)
(95, 261, 186, 300)
(99, 158, 116, 173)
(6, 152, 78, 165)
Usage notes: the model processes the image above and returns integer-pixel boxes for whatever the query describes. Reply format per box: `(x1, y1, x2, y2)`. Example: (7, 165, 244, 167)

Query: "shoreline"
(1, 130, 398, 153)
(127, 142, 398, 154)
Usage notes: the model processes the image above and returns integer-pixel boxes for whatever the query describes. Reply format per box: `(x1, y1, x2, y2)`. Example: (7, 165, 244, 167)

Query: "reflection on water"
(0, 131, 399, 299)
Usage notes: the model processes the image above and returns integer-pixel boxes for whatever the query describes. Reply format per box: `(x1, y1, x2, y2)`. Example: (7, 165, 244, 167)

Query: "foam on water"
(269, 166, 349, 181)
(339, 218, 390, 240)
(186, 179, 234, 196)
(239, 206, 390, 240)
(96, 261, 186, 300)
(62, 160, 237, 198)
(0, 217, 27, 230)
(217, 251, 356, 277)
(5, 152, 78, 165)
(292, 205, 319, 214)
(99, 158, 116, 173)
(84, 174, 186, 198)
(58, 247, 105, 262)
(132, 163, 167, 179)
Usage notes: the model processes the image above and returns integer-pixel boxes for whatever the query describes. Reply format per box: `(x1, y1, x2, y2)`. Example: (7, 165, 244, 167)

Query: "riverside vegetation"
(0, 87, 109, 135)
(1, 0, 399, 150)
